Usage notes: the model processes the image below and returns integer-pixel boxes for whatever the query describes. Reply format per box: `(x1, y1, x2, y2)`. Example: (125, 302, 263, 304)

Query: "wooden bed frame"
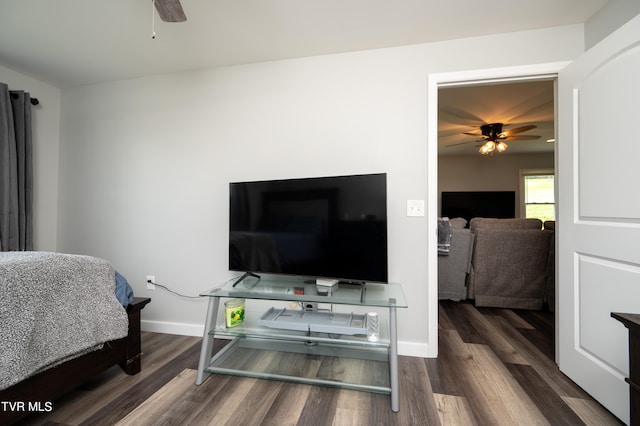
(0, 297, 151, 424)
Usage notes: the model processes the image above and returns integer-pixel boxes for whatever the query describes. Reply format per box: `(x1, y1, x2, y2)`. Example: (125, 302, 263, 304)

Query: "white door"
(557, 14, 640, 424)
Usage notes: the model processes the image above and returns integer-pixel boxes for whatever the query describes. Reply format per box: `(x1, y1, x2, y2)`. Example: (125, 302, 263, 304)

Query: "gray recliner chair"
(467, 218, 552, 309)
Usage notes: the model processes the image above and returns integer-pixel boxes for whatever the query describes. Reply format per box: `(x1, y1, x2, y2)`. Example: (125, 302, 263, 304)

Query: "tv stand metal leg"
(389, 305, 399, 412)
(196, 296, 220, 385)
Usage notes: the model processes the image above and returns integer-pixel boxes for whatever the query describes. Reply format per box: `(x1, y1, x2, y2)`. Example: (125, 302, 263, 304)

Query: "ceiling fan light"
(479, 144, 491, 155)
(485, 140, 495, 151)
(496, 141, 508, 152)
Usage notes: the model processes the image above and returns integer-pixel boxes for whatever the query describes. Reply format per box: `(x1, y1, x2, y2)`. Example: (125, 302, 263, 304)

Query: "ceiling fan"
(461, 123, 540, 155)
(154, 0, 187, 22)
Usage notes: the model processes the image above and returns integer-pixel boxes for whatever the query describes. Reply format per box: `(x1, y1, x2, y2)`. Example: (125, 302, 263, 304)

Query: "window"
(521, 170, 555, 223)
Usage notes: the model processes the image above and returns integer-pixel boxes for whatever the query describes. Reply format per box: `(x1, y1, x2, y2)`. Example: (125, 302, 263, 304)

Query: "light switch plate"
(407, 199, 425, 217)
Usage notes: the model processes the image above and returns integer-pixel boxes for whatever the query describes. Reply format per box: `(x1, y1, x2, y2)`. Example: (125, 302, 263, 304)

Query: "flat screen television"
(441, 191, 515, 225)
(229, 173, 388, 283)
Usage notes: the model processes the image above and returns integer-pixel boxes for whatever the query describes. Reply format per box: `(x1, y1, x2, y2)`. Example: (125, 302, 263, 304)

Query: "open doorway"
(426, 64, 565, 359)
(436, 78, 556, 303)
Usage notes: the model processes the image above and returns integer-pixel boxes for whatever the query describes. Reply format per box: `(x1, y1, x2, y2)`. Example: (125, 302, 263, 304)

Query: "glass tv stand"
(195, 275, 408, 412)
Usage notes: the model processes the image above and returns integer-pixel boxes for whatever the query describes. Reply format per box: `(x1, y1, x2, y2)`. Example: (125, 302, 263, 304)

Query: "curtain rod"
(10, 92, 40, 106)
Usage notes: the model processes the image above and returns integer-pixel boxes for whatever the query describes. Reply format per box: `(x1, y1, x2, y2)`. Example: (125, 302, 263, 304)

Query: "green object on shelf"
(225, 298, 245, 328)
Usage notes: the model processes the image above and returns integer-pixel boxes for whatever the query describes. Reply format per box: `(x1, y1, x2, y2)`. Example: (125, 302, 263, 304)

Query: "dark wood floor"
(15, 301, 623, 425)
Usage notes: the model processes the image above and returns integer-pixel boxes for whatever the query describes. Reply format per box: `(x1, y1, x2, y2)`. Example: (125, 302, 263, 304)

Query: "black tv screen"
(441, 191, 515, 224)
(229, 173, 388, 283)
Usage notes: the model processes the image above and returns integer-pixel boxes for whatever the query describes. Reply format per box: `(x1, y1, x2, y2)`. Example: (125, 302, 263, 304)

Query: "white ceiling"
(1, 0, 605, 156)
(0, 0, 606, 88)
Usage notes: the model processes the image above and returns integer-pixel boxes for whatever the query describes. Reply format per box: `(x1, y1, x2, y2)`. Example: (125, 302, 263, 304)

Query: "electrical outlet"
(146, 275, 156, 290)
(304, 302, 317, 311)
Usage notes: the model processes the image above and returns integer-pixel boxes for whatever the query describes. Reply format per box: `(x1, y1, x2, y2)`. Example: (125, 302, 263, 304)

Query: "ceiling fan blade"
(463, 132, 484, 137)
(154, 0, 187, 22)
(504, 124, 537, 135)
(505, 135, 541, 141)
(438, 105, 486, 125)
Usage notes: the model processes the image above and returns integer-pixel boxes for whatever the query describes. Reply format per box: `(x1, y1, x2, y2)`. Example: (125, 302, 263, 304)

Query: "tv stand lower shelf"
(195, 279, 407, 412)
(205, 337, 392, 394)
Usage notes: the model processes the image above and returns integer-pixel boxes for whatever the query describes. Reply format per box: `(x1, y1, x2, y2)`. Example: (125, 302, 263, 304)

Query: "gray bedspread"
(0, 252, 129, 390)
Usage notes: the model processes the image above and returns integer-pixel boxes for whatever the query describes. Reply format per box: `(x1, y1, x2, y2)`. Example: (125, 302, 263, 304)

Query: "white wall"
(585, 0, 640, 49)
(439, 153, 554, 218)
(56, 24, 584, 356)
(0, 65, 61, 251)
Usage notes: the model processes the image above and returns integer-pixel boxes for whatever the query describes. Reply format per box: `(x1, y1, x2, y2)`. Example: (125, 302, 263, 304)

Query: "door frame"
(427, 62, 569, 358)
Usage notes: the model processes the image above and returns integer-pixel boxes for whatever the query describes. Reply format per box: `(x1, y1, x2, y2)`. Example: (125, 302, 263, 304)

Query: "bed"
(0, 252, 150, 424)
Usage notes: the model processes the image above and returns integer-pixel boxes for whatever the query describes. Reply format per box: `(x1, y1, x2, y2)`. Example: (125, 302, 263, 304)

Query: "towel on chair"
(438, 217, 452, 255)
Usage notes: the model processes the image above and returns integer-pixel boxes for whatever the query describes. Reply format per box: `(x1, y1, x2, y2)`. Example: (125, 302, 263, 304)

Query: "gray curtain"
(0, 82, 33, 251)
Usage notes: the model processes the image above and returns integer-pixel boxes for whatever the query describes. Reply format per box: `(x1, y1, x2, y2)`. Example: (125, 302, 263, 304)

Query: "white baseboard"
(398, 341, 435, 358)
(142, 320, 204, 337)
(142, 320, 436, 358)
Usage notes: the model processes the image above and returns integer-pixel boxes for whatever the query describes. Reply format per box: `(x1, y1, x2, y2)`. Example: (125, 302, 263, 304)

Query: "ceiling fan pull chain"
(151, 0, 157, 39)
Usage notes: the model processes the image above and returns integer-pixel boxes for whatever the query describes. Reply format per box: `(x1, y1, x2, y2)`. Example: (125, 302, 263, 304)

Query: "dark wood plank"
(434, 328, 490, 423)
(518, 327, 555, 361)
(477, 305, 554, 362)
(506, 363, 587, 425)
(439, 300, 486, 344)
(460, 302, 529, 364)
(261, 382, 315, 425)
(80, 337, 207, 425)
(483, 313, 592, 400)
(425, 329, 468, 397)
(515, 308, 555, 334)
(295, 386, 339, 426)
(396, 356, 441, 425)
(17, 333, 206, 425)
(212, 376, 286, 425)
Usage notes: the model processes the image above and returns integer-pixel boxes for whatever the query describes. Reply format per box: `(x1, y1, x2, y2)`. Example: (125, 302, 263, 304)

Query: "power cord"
(146, 278, 202, 299)
(145, 275, 242, 299)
